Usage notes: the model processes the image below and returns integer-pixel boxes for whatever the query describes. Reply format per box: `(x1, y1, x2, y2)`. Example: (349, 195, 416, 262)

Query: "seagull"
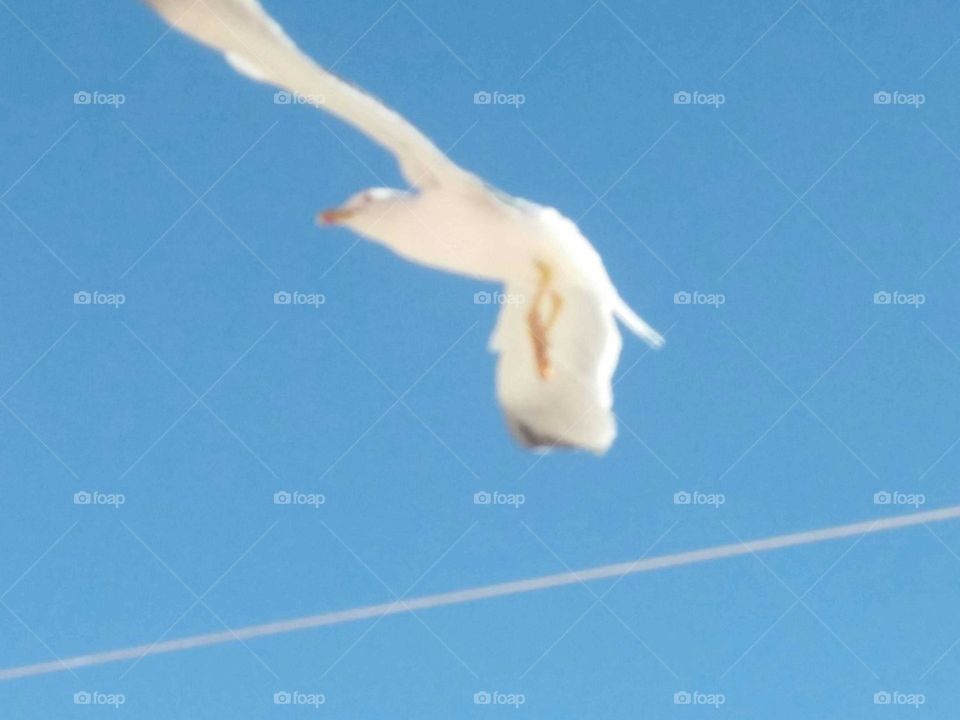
(144, 0, 665, 454)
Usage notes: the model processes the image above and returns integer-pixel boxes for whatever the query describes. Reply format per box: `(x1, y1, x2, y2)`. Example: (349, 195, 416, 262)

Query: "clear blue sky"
(2, 0, 960, 716)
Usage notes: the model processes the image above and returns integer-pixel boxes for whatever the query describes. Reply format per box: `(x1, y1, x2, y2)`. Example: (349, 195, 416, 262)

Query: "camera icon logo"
(873, 290, 892, 305)
(873, 91, 892, 105)
(74, 491, 92, 505)
(473, 291, 492, 305)
(73, 91, 92, 105)
(274, 491, 292, 505)
(473, 491, 492, 505)
(673, 290, 692, 305)
(873, 491, 892, 505)
(473, 91, 492, 105)
(74, 691, 92, 705)
(673, 491, 691, 505)
(874, 691, 892, 705)
(74, 291, 92, 305)
(274, 291, 292, 305)
(274, 91, 292, 105)
(474, 691, 492, 705)
(274, 691, 292, 705)
(673, 91, 692, 105)
(674, 690, 692, 705)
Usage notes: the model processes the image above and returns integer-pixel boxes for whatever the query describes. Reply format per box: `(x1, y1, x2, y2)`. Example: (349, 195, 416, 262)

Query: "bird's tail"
(614, 295, 665, 349)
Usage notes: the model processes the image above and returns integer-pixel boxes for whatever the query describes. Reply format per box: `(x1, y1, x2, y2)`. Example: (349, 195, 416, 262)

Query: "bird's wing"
(489, 280, 623, 455)
(144, 0, 480, 190)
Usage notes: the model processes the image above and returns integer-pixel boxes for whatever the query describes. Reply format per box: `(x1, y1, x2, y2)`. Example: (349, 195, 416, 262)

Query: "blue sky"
(2, 0, 960, 716)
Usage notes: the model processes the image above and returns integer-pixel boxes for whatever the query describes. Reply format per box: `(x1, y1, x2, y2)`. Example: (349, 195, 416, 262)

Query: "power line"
(3, 503, 959, 681)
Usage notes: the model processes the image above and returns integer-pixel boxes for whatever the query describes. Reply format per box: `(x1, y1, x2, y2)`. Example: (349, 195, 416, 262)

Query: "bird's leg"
(528, 261, 563, 380)
(545, 291, 564, 332)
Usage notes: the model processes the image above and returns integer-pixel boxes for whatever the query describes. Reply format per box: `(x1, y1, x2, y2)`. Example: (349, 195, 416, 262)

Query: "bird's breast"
(377, 193, 537, 283)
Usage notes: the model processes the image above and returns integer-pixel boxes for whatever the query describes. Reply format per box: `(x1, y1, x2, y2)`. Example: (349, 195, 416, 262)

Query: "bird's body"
(348, 186, 606, 287)
(347, 187, 520, 282)
(145, 0, 664, 454)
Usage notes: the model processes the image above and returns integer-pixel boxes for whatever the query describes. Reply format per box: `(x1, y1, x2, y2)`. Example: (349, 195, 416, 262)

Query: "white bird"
(145, 0, 664, 454)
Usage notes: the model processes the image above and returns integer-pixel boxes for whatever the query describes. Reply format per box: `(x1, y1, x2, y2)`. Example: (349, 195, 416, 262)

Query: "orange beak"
(316, 208, 355, 225)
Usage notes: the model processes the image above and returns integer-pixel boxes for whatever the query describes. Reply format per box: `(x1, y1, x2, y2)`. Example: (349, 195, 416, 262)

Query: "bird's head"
(316, 188, 411, 233)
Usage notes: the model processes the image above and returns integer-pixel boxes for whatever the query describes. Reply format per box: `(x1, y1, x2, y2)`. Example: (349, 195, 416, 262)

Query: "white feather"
(491, 281, 621, 454)
(144, 0, 665, 454)
(143, 0, 479, 189)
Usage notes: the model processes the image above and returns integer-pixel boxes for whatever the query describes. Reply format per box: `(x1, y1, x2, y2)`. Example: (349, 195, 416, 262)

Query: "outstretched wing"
(489, 281, 624, 455)
(144, 0, 479, 190)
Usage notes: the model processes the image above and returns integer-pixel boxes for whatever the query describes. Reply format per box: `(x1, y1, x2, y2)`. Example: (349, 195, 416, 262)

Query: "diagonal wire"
(3, 504, 959, 681)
